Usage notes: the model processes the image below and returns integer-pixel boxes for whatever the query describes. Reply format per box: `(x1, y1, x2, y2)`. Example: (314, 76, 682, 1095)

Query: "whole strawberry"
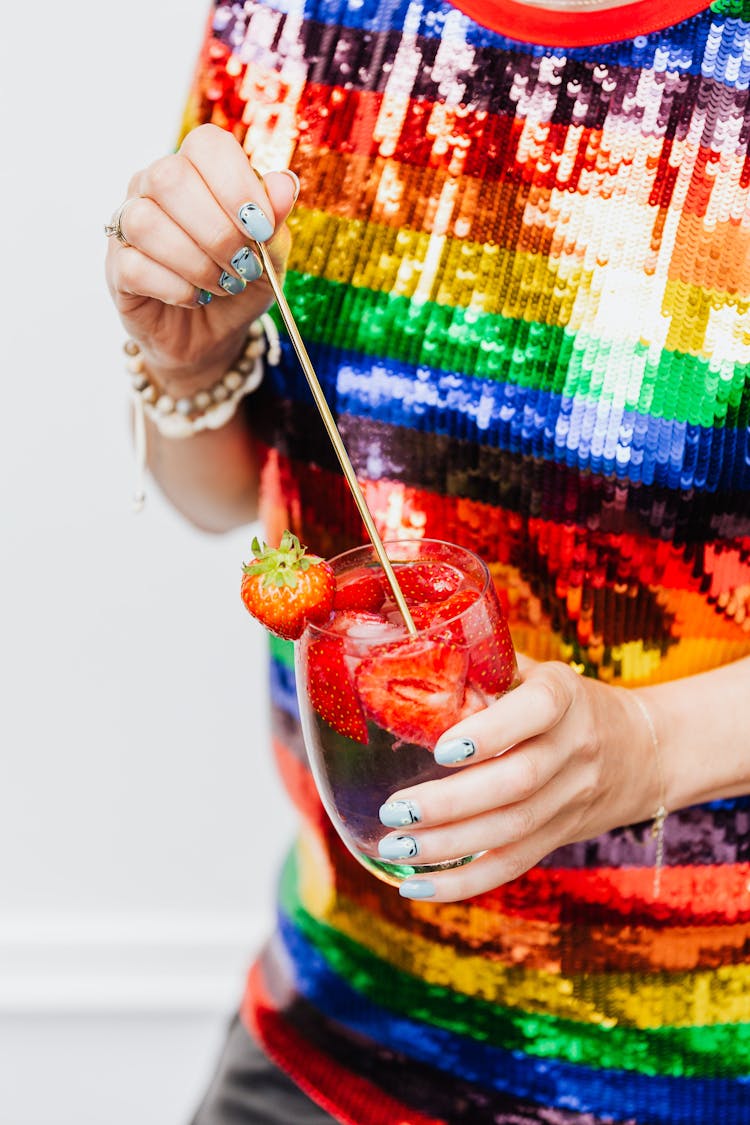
(241, 531, 335, 640)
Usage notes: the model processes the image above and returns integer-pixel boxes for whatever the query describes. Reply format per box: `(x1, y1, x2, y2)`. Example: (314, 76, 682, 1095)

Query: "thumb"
(263, 168, 300, 220)
(258, 169, 299, 274)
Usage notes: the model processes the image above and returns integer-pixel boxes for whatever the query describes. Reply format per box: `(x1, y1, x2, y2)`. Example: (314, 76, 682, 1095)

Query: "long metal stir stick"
(254, 241, 417, 636)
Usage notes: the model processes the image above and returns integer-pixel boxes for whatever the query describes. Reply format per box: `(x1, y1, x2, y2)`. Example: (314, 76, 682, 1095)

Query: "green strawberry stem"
(242, 531, 318, 589)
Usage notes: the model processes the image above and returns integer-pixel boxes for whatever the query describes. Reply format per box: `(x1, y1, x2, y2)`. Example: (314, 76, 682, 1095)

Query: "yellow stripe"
(516, 630, 750, 687)
(286, 206, 745, 341)
(615, 636, 750, 687)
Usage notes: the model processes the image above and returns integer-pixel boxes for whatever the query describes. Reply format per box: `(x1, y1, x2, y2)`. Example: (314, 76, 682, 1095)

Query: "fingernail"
(230, 247, 263, 281)
(196, 289, 213, 306)
(378, 835, 419, 860)
(219, 271, 246, 296)
(434, 737, 476, 766)
(238, 202, 274, 242)
(272, 168, 300, 203)
(399, 880, 435, 900)
(379, 799, 421, 828)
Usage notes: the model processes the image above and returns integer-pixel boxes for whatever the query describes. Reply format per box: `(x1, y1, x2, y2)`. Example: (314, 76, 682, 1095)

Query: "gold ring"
(104, 197, 139, 246)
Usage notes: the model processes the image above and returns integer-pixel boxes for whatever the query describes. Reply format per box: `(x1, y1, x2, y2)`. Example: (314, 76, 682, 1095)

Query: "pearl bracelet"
(126, 314, 280, 511)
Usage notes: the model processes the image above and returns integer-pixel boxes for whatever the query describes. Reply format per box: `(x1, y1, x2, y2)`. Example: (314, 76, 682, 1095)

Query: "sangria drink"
(295, 539, 518, 885)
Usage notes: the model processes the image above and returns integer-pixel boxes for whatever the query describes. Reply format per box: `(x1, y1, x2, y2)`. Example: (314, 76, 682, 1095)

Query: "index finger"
(179, 123, 292, 244)
(432, 661, 576, 767)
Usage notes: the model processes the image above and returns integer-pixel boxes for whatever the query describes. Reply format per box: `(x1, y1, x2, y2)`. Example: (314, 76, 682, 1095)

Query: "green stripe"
(279, 853, 750, 1079)
(281, 270, 573, 392)
(711, 0, 750, 16)
(269, 633, 295, 670)
(277, 271, 750, 429)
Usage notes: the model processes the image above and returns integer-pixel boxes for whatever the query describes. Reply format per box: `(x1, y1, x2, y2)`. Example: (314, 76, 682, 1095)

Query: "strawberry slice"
(355, 638, 469, 750)
(333, 574, 386, 614)
(469, 614, 518, 696)
(395, 562, 463, 605)
(410, 588, 481, 644)
(307, 636, 368, 744)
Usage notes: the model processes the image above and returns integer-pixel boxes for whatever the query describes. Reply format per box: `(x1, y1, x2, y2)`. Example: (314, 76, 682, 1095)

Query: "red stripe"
(266, 83, 734, 220)
(242, 958, 449, 1125)
(295, 84, 527, 179)
(295, 84, 694, 192)
(449, 0, 711, 48)
(259, 448, 747, 606)
(470, 862, 750, 923)
(273, 736, 329, 828)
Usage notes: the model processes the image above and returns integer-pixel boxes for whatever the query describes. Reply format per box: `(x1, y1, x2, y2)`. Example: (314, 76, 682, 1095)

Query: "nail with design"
(379, 799, 421, 828)
(399, 880, 436, 900)
(196, 289, 213, 306)
(230, 247, 263, 281)
(238, 202, 274, 242)
(378, 835, 419, 861)
(219, 271, 246, 296)
(434, 737, 476, 766)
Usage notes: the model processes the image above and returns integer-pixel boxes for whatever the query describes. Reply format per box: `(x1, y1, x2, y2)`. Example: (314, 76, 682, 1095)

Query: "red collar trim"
(449, 0, 711, 47)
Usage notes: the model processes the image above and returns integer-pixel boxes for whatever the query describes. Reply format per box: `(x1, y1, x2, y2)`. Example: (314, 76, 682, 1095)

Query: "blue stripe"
(278, 912, 750, 1124)
(270, 656, 299, 719)
(242, 0, 722, 72)
(266, 338, 750, 492)
(708, 796, 750, 810)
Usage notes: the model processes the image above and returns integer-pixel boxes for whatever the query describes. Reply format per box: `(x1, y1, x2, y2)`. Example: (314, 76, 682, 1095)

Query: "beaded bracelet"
(126, 314, 280, 511)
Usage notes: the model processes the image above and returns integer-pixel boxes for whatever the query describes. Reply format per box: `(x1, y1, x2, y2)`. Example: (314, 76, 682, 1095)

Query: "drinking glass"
(295, 539, 518, 885)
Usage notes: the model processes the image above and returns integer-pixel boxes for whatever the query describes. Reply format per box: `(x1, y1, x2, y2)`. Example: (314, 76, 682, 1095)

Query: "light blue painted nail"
(219, 271, 246, 296)
(378, 835, 419, 861)
(230, 247, 263, 281)
(399, 880, 436, 900)
(238, 202, 274, 242)
(196, 289, 213, 306)
(379, 799, 421, 828)
(434, 737, 476, 766)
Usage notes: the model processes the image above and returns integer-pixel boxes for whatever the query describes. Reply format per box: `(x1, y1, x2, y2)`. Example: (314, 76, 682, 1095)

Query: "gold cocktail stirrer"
(254, 240, 417, 636)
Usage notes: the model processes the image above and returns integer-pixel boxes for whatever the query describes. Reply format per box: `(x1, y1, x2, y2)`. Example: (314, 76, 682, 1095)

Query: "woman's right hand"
(105, 123, 297, 397)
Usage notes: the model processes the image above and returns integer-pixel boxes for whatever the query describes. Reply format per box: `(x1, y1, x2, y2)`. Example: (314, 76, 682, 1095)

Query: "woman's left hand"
(378, 656, 661, 901)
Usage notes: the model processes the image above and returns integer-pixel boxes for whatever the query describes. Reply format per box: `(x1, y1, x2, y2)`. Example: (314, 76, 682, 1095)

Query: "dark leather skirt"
(190, 1014, 338, 1125)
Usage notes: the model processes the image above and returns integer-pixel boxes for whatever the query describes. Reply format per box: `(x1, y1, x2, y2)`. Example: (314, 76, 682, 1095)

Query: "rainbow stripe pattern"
(184, 1, 750, 1120)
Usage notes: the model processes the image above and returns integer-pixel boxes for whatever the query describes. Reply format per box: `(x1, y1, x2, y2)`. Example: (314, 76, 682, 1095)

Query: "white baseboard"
(0, 911, 271, 1015)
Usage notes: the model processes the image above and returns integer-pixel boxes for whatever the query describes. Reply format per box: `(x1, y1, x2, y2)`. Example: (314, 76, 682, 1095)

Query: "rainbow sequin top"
(183, 1, 750, 1120)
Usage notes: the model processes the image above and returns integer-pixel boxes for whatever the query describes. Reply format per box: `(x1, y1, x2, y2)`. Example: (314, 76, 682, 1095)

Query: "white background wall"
(0, 2, 296, 1120)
